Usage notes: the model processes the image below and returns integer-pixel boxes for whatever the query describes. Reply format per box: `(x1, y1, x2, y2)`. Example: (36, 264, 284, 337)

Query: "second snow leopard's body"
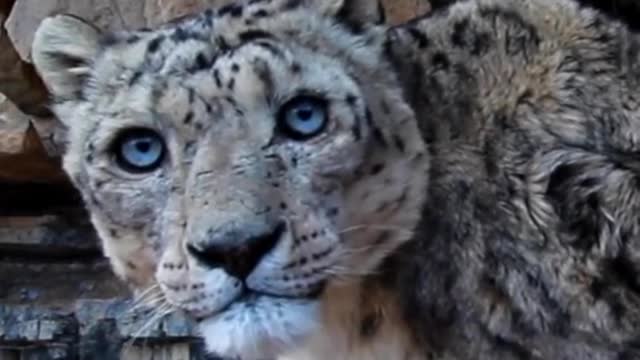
(31, 0, 640, 359)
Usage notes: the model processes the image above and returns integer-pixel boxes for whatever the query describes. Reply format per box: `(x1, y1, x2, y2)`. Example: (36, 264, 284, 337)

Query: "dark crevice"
(0, 182, 83, 216)
(576, 0, 640, 31)
(0, 245, 102, 263)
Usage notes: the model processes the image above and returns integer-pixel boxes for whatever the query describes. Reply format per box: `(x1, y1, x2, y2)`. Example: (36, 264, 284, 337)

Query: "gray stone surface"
(0, 209, 210, 359)
(0, 301, 209, 359)
(0, 213, 98, 252)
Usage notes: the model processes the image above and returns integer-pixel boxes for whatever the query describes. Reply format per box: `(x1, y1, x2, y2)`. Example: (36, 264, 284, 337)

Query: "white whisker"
(122, 301, 174, 354)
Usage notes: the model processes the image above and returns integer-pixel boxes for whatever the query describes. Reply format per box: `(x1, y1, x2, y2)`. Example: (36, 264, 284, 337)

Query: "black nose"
(187, 222, 285, 280)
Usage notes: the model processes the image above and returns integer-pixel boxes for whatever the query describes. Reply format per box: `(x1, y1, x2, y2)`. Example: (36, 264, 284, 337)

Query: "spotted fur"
(32, 0, 640, 359)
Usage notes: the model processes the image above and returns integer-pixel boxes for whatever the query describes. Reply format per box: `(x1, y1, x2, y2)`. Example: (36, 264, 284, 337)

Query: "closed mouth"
(194, 284, 326, 322)
(242, 281, 326, 301)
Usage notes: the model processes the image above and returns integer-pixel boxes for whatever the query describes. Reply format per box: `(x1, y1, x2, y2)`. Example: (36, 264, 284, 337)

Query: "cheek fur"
(93, 221, 158, 288)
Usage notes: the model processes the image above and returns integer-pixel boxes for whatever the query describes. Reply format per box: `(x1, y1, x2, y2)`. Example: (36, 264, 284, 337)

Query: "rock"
(0, 107, 67, 182)
(5, 0, 233, 59)
(0, 305, 75, 342)
(384, 0, 431, 24)
(0, 95, 30, 154)
(0, 259, 127, 307)
(144, 0, 234, 26)
(0, 1, 50, 118)
(6, 0, 430, 60)
(0, 301, 205, 358)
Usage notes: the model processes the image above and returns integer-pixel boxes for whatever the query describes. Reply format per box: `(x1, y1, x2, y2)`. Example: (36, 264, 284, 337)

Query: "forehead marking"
(147, 35, 165, 53)
(218, 3, 244, 17)
(101, 0, 315, 90)
(238, 30, 276, 43)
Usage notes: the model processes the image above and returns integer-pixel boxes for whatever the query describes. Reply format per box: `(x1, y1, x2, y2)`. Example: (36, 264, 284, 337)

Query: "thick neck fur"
(287, 0, 640, 358)
(280, 279, 422, 360)
(373, 1, 640, 359)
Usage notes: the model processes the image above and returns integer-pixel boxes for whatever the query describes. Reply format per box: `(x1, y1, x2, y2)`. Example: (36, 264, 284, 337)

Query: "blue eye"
(113, 128, 165, 172)
(278, 96, 328, 140)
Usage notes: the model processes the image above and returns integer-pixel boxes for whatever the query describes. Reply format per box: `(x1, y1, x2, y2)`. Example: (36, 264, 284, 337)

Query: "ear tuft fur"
(32, 14, 101, 101)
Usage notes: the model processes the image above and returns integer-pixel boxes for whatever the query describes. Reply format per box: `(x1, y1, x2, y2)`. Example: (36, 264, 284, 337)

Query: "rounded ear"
(314, 0, 386, 28)
(31, 14, 101, 101)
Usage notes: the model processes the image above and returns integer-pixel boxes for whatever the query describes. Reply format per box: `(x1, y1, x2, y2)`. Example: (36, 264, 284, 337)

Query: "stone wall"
(0, 0, 431, 359)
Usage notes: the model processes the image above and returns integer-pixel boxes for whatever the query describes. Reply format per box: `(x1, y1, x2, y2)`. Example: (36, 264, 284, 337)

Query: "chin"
(199, 294, 320, 360)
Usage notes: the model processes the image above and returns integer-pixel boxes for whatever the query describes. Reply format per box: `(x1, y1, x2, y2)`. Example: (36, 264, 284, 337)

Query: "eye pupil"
(297, 108, 313, 121)
(136, 141, 151, 153)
